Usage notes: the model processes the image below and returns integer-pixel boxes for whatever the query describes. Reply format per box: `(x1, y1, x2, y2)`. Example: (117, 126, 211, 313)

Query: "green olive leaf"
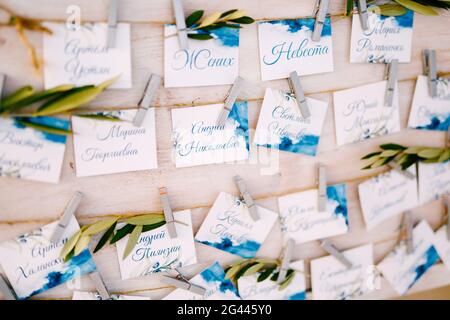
(110, 224, 135, 244)
(123, 214, 164, 225)
(380, 149, 400, 157)
(438, 149, 450, 163)
(74, 234, 91, 256)
(418, 148, 444, 159)
(225, 264, 243, 280)
(14, 118, 72, 136)
(394, 0, 439, 15)
(243, 262, 265, 276)
(186, 10, 204, 28)
(123, 225, 142, 259)
(83, 217, 119, 236)
(0, 85, 34, 109)
(257, 266, 277, 282)
(93, 221, 117, 253)
(60, 229, 82, 259)
(370, 4, 408, 16)
(278, 271, 295, 290)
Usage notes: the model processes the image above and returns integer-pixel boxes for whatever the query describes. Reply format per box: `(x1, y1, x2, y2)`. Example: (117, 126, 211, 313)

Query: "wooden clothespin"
(159, 187, 177, 239)
(49, 192, 83, 243)
(0, 73, 5, 99)
(161, 268, 206, 296)
(133, 74, 162, 127)
(107, 0, 119, 49)
(277, 239, 295, 284)
(312, 0, 330, 42)
(217, 77, 244, 126)
(0, 274, 17, 300)
(233, 175, 260, 221)
(356, 0, 369, 30)
(320, 239, 353, 268)
(423, 49, 438, 98)
(400, 211, 414, 254)
(89, 271, 111, 300)
(287, 71, 310, 119)
(384, 59, 398, 107)
(317, 163, 327, 212)
(172, 0, 189, 50)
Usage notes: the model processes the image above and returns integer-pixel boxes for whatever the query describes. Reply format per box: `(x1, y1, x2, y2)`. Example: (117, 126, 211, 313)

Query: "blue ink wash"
(379, 9, 414, 28)
(288, 291, 306, 300)
(408, 246, 440, 292)
(258, 134, 320, 156)
(228, 101, 250, 151)
(168, 23, 239, 48)
(21, 249, 96, 300)
(261, 18, 332, 37)
(326, 184, 349, 225)
(414, 115, 450, 131)
(196, 237, 261, 259)
(13, 117, 70, 144)
(201, 262, 240, 297)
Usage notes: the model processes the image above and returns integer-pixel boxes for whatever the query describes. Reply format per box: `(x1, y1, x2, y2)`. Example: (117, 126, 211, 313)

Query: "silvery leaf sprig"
(346, 0, 450, 17)
(361, 143, 450, 170)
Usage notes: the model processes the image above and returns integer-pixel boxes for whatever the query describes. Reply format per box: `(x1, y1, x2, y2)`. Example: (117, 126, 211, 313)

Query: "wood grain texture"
(0, 0, 449, 300)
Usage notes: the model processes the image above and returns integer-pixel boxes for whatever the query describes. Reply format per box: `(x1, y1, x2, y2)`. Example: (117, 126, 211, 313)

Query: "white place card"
(171, 102, 249, 168)
(0, 117, 69, 183)
(408, 76, 450, 131)
(358, 167, 418, 230)
(116, 210, 196, 280)
(237, 260, 306, 300)
(164, 25, 239, 87)
(72, 291, 151, 300)
(258, 18, 334, 81)
(434, 226, 450, 271)
(43, 22, 132, 89)
(163, 262, 240, 300)
(311, 244, 375, 300)
(0, 216, 97, 300)
(333, 80, 401, 146)
(253, 88, 328, 156)
(195, 192, 278, 259)
(418, 162, 450, 205)
(350, 10, 414, 63)
(377, 220, 440, 296)
(72, 109, 158, 177)
(278, 183, 349, 244)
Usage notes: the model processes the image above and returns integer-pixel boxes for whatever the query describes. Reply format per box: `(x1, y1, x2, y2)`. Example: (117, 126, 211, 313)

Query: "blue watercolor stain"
(414, 115, 450, 131)
(408, 246, 440, 292)
(207, 27, 240, 48)
(229, 101, 250, 151)
(21, 249, 97, 300)
(258, 134, 320, 156)
(261, 18, 332, 37)
(327, 183, 349, 225)
(196, 238, 261, 259)
(288, 291, 306, 300)
(13, 116, 69, 144)
(379, 9, 414, 28)
(201, 262, 240, 297)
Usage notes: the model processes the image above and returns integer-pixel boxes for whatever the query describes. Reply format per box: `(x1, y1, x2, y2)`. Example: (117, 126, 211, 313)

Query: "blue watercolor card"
(408, 76, 450, 131)
(171, 102, 249, 168)
(311, 244, 375, 300)
(72, 291, 151, 300)
(257, 18, 334, 81)
(164, 25, 239, 87)
(237, 260, 306, 300)
(163, 262, 240, 300)
(115, 210, 197, 280)
(43, 22, 132, 88)
(195, 192, 278, 259)
(0, 116, 69, 183)
(278, 183, 349, 244)
(254, 88, 328, 156)
(378, 220, 441, 296)
(350, 10, 414, 63)
(0, 216, 96, 300)
(418, 162, 450, 205)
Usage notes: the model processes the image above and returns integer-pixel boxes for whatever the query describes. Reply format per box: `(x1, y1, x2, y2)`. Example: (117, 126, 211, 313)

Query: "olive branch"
(361, 143, 450, 170)
(346, 0, 450, 16)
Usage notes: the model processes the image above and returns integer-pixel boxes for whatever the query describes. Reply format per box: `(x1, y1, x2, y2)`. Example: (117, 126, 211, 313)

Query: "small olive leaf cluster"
(361, 143, 450, 170)
(224, 258, 296, 291)
(184, 9, 255, 40)
(60, 213, 166, 262)
(347, 0, 450, 16)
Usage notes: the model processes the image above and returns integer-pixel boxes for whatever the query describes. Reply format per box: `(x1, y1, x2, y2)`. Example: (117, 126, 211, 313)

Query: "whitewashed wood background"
(0, 0, 449, 300)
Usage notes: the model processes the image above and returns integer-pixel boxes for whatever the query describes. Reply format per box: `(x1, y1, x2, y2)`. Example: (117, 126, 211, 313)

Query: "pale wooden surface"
(0, 0, 450, 300)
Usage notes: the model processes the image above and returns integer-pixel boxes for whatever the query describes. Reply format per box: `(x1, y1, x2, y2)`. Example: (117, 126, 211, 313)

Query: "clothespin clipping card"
(288, 71, 310, 119)
(317, 163, 327, 212)
(159, 187, 178, 239)
(172, 0, 189, 50)
(277, 239, 295, 284)
(423, 49, 438, 98)
(0, 274, 17, 300)
(217, 77, 244, 126)
(49, 191, 83, 243)
(384, 59, 398, 107)
(161, 268, 206, 296)
(401, 211, 414, 254)
(133, 74, 162, 127)
(107, 0, 119, 49)
(356, 0, 369, 30)
(89, 271, 111, 300)
(233, 175, 260, 221)
(312, 0, 330, 42)
(320, 239, 353, 268)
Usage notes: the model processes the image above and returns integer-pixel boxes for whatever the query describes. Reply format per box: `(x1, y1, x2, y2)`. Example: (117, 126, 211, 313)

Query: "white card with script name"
(258, 18, 334, 81)
(164, 25, 239, 87)
(43, 22, 132, 89)
(333, 80, 401, 146)
(72, 109, 158, 177)
(418, 162, 450, 205)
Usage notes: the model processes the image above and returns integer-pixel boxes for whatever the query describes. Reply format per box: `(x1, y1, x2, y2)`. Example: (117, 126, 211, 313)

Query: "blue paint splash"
(414, 115, 450, 131)
(258, 134, 320, 156)
(379, 9, 414, 28)
(327, 183, 349, 225)
(13, 116, 69, 144)
(201, 262, 240, 297)
(208, 27, 240, 47)
(196, 238, 261, 259)
(288, 291, 306, 300)
(261, 18, 332, 37)
(408, 246, 440, 292)
(228, 101, 250, 151)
